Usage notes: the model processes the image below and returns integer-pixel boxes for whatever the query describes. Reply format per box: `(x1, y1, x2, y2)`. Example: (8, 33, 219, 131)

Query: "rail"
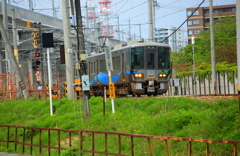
(0, 125, 239, 156)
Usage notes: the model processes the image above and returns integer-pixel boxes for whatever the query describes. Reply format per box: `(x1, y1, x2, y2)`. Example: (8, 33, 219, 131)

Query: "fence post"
(233, 71, 236, 94)
(30, 129, 33, 155)
(39, 129, 42, 155)
(92, 133, 95, 156)
(130, 136, 134, 156)
(218, 72, 221, 94)
(22, 128, 25, 154)
(48, 130, 51, 156)
(80, 132, 83, 150)
(58, 130, 60, 155)
(233, 144, 237, 156)
(147, 138, 153, 156)
(7, 127, 10, 149)
(206, 143, 209, 156)
(105, 134, 108, 155)
(118, 135, 121, 154)
(14, 127, 17, 152)
(227, 72, 230, 94)
(188, 141, 192, 156)
(223, 72, 226, 94)
(164, 140, 169, 156)
(208, 75, 211, 94)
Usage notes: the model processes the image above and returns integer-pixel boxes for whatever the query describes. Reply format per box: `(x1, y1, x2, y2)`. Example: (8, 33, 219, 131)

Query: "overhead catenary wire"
(160, 0, 206, 43)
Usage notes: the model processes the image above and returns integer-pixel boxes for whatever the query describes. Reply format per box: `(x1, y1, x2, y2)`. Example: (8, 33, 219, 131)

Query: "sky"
(94, 0, 236, 40)
(6, 0, 236, 40)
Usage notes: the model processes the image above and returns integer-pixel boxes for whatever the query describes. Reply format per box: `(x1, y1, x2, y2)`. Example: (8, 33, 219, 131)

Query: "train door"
(146, 52, 156, 69)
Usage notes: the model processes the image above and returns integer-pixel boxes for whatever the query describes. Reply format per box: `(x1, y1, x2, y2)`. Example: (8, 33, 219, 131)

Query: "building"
(155, 27, 185, 52)
(186, 4, 236, 43)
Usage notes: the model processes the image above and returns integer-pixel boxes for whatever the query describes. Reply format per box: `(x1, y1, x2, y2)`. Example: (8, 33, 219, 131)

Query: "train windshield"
(147, 52, 155, 69)
(130, 47, 144, 69)
(158, 47, 170, 69)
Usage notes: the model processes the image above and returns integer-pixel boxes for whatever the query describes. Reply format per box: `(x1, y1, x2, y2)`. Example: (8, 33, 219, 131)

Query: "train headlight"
(134, 73, 143, 78)
(159, 73, 167, 78)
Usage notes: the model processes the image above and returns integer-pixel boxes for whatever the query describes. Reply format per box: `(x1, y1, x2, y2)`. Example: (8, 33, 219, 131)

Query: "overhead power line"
(160, 0, 206, 43)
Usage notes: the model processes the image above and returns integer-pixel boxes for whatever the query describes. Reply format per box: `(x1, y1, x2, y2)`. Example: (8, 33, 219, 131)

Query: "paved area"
(0, 153, 31, 156)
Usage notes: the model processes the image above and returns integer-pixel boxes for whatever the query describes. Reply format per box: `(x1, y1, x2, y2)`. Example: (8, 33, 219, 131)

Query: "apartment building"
(155, 27, 185, 52)
(186, 4, 236, 43)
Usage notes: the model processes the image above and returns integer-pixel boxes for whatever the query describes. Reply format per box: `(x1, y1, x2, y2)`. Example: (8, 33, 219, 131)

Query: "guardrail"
(0, 125, 239, 156)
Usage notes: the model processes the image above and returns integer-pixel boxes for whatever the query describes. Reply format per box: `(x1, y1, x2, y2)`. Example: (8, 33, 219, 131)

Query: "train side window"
(113, 56, 120, 70)
(158, 47, 170, 69)
(91, 63, 93, 74)
(88, 62, 90, 75)
(130, 47, 144, 69)
(96, 60, 98, 73)
(100, 60, 107, 72)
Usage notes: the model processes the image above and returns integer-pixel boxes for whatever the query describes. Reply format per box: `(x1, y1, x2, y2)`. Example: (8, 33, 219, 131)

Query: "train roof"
(112, 40, 170, 52)
(86, 40, 171, 58)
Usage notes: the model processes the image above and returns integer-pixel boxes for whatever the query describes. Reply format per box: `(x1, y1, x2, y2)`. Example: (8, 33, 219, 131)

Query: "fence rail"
(0, 125, 239, 156)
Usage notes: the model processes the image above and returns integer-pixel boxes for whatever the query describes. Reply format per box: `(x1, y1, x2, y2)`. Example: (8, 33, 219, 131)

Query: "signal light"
(35, 53, 40, 57)
(36, 60, 40, 65)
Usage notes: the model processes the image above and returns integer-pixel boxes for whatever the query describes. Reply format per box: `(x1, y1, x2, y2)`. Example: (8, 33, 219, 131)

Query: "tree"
(172, 15, 237, 77)
(197, 15, 236, 64)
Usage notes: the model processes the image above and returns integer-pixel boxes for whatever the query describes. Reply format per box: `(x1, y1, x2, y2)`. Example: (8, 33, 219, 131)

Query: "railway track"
(119, 94, 238, 102)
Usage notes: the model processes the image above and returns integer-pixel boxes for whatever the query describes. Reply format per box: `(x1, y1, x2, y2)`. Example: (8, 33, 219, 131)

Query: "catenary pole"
(11, 9, 19, 64)
(152, 0, 156, 42)
(2, 0, 11, 74)
(75, 0, 90, 119)
(148, 0, 154, 42)
(209, 0, 217, 95)
(62, 0, 74, 100)
(236, 0, 240, 125)
(0, 22, 30, 99)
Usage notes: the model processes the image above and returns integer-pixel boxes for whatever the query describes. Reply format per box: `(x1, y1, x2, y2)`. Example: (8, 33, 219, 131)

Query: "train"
(86, 40, 172, 97)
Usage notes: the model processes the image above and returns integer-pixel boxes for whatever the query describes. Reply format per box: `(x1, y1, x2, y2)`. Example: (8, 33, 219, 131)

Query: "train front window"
(158, 47, 170, 69)
(147, 52, 155, 69)
(130, 47, 144, 69)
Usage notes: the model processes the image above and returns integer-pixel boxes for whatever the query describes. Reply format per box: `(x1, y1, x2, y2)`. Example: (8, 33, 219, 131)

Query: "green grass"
(0, 96, 239, 155)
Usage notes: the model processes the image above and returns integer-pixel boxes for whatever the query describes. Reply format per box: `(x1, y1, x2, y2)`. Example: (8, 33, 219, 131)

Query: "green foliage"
(172, 15, 237, 78)
(25, 122, 40, 140)
(0, 97, 239, 155)
(61, 146, 83, 156)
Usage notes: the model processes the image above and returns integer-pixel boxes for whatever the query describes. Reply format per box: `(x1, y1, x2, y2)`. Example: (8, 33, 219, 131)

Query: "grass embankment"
(0, 96, 239, 155)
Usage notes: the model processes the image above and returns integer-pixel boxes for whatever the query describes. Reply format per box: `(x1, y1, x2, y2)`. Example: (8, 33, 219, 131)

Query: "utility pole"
(236, 0, 240, 125)
(29, 0, 33, 11)
(209, 0, 217, 95)
(62, 0, 74, 100)
(116, 15, 120, 40)
(128, 20, 131, 41)
(152, 0, 156, 42)
(148, 0, 154, 42)
(12, 9, 19, 65)
(139, 24, 142, 39)
(51, 0, 56, 17)
(75, 0, 90, 119)
(2, 0, 11, 74)
(0, 22, 30, 99)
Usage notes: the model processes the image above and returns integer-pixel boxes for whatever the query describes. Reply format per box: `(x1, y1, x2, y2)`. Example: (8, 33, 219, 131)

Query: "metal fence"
(167, 72, 237, 96)
(0, 125, 239, 156)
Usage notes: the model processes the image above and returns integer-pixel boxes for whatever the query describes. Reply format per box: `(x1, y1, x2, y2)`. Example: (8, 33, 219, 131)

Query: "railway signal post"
(105, 48, 115, 113)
